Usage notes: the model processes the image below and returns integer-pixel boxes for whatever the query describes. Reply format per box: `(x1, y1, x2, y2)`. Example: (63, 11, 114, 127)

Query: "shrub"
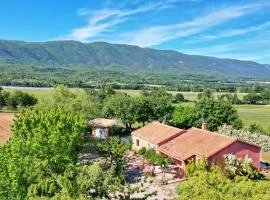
(223, 154, 263, 180)
(218, 124, 270, 151)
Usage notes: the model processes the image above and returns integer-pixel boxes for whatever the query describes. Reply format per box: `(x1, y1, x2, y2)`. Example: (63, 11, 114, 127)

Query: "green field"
(3, 88, 269, 130)
(234, 104, 270, 130)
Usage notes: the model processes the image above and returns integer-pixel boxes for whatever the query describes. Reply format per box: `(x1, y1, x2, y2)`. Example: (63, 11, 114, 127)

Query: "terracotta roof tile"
(158, 127, 237, 161)
(131, 122, 185, 145)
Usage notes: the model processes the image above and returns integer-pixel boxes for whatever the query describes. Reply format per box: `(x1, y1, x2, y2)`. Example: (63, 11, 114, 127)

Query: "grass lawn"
(174, 103, 270, 130)
(234, 104, 270, 130)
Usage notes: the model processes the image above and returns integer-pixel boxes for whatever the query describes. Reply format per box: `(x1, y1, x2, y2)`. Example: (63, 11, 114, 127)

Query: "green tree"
(243, 92, 262, 104)
(173, 93, 185, 103)
(103, 93, 136, 130)
(41, 85, 99, 119)
(0, 89, 4, 109)
(176, 158, 269, 200)
(143, 89, 173, 122)
(261, 89, 270, 104)
(197, 89, 214, 100)
(86, 85, 115, 107)
(219, 93, 242, 104)
(3, 90, 37, 109)
(133, 95, 153, 125)
(195, 96, 243, 131)
(172, 106, 199, 129)
(0, 106, 86, 199)
(96, 136, 129, 173)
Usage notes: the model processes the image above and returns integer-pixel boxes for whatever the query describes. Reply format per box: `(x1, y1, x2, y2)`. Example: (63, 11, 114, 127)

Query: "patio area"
(126, 151, 184, 184)
(125, 151, 185, 199)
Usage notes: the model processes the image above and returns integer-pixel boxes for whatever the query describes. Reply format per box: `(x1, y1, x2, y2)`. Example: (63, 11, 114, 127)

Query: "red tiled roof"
(131, 121, 185, 145)
(158, 127, 237, 161)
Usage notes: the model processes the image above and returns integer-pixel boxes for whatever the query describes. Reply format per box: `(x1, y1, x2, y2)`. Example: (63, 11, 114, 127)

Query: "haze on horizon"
(1, 0, 270, 64)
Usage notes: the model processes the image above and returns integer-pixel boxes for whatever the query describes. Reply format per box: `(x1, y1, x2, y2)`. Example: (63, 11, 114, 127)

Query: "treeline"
(0, 87, 37, 110)
(86, 86, 243, 132)
(1, 65, 269, 93)
(243, 89, 270, 104)
(216, 89, 270, 105)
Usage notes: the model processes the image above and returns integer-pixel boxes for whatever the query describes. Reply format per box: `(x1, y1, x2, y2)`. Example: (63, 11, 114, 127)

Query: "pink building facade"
(208, 140, 261, 169)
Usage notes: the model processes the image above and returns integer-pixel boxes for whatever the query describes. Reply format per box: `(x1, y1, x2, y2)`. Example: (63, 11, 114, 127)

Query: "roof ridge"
(189, 127, 237, 141)
(152, 121, 183, 130)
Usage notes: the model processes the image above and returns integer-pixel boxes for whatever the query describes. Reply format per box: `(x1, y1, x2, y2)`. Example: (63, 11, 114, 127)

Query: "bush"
(173, 93, 185, 103)
(243, 93, 262, 104)
(223, 154, 263, 180)
(138, 147, 147, 155)
(218, 124, 270, 151)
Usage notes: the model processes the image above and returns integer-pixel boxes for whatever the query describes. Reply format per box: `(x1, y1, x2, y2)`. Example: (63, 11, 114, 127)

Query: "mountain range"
(0, 39, 270, 79)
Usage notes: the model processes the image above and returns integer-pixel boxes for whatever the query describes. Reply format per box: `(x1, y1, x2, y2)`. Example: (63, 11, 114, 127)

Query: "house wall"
(208, 141, 261, 169)
(132, 135, 158, 151)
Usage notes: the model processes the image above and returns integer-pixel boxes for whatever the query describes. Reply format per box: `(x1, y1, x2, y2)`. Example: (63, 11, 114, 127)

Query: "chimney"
(202, 123, 208, 130)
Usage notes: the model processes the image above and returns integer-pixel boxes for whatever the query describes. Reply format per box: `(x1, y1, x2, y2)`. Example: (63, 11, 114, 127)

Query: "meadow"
(2, 88, 269, 130)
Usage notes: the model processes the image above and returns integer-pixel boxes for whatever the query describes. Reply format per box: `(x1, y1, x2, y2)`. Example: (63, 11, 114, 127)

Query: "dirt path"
(0, 113, 16, 144)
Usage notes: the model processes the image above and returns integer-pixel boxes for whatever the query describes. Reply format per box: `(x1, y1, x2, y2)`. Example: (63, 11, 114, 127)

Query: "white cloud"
(59, 1, 171, 41)
(184, 21, 270, 44)
(122, 3, 265, 47)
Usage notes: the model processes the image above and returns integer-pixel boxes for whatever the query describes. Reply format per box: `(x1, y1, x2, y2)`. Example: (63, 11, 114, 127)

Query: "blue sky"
(1, 0, 270, 63)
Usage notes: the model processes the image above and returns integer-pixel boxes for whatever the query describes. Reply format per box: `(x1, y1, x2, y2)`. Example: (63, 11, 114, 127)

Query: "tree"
(103, 93, 136, 130)
(143, 89, 173, 122)
(133, 95, 153, 125)
(197, 89, 214, 100)
(0, 90, 4, 109)
(0, 106, 86, 199)
(261, 89, 270, 104)
(219, 93, 242, 104)
(173, 93, 185, 103)
(40, 85, 99, 119)
(86, 85, 115, 107)
(176, 158, 269, 200)
(195, 96, 243, 131)
(172, 106, 199, 129)
(96, 136, 129, 173)
(243, 92, 262, 104)
(1, 90, 37, 109)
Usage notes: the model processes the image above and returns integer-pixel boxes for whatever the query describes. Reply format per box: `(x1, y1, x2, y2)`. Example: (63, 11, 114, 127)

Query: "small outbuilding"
(89, 118, 121, 139)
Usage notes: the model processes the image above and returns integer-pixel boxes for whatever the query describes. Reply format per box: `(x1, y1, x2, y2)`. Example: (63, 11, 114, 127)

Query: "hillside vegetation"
(1, 39, 270, 78)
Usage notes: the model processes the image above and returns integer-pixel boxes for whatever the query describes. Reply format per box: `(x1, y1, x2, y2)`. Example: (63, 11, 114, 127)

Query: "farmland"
(1, 87, 270, 130)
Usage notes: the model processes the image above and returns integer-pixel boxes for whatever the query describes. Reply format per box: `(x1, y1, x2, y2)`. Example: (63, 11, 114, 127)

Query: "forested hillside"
(1, 39, 270, 78)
